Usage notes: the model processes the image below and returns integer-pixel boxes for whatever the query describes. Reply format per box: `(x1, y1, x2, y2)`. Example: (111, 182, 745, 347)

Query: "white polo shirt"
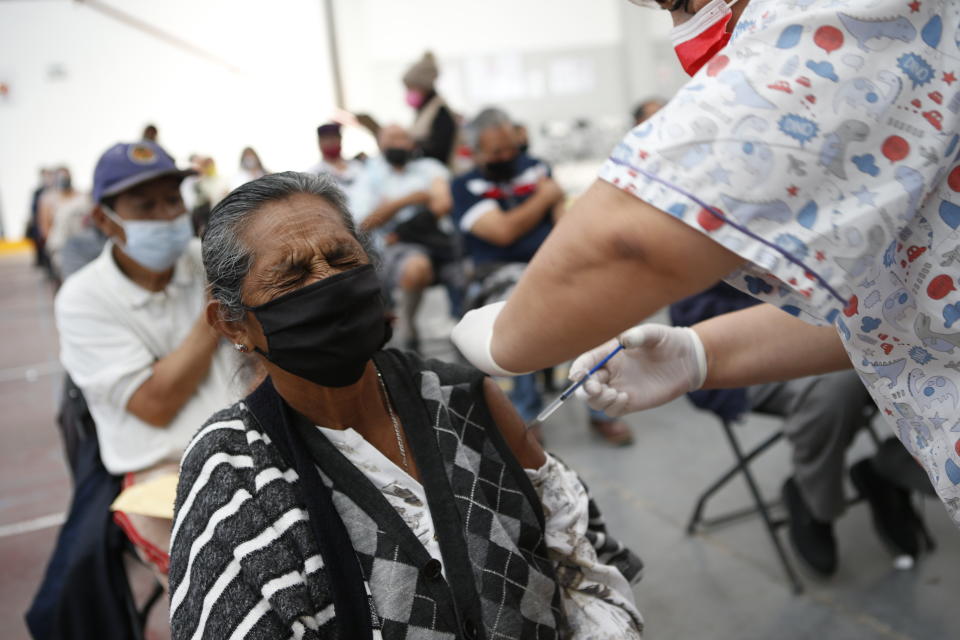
(55, 239, 242, 475)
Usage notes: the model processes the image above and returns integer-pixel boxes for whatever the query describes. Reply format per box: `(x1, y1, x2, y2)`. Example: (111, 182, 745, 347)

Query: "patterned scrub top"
(601, 0, 960, 524)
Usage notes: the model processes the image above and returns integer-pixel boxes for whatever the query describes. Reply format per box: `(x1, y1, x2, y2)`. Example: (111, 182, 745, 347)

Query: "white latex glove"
(569, 325, 707, 417)
(451, 301, 526, 376)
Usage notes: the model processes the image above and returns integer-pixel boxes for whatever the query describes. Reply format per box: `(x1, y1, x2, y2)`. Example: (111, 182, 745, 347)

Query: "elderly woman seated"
(169, 172, 643, 639)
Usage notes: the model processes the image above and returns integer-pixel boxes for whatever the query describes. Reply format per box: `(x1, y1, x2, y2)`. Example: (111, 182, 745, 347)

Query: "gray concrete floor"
(2, 255, 958, 640)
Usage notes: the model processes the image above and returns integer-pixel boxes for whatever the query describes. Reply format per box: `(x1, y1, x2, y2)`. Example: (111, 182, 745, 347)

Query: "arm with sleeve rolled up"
(359, 191, 430, 232)
(126, 314, 221, 427)
(468, 178, 564, 248)
(452, 178, 745, 374)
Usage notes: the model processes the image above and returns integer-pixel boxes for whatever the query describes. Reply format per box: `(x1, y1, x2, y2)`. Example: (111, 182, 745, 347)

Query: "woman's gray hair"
(202, 171, 377, 322)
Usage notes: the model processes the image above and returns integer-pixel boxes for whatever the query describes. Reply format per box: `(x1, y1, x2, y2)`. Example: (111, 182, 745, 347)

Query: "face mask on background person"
(670, 0, 739, 76)
(245, 264, 391, 388)
(102, 207, 193, 272)
(405, 89, 426, 109)
(384, 147, 412, 168)
(484, 157, 518, 183)
(321, 144, 342, 161)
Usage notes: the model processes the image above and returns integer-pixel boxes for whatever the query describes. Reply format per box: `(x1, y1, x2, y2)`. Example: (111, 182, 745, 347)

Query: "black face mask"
(517, 143, 529, 156)
(384, 147, 411, 168)
(484, 157, 517, 182)
(246, 264, 391, 388)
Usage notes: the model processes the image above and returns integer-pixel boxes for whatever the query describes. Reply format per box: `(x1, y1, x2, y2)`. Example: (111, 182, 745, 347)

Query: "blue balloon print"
(946, 134, 960, 158)
(861, 317, 881, 332)
(806, 60, 839, 82)
(944, 302, 960, 329)
(776, 24, 804, 49)
(796, 201, 818, 229)
(909, 346, 936, 365)
(940, 200, 960, 230)
(897, 53, 936, 89)
(836, 316, 851, 340)
(745, 275, 774, 295)
(852, 154, 880, 177)
(826, 308, 840, 324)
(922, 15, 943, 49)
(946, 459, 960, 485)
(778, 114, 819, 147)
(775, 233, 809, 259)
(883, 239, 897, 267)
(783, 305, 803, 317)
(667, 203, 688, 218)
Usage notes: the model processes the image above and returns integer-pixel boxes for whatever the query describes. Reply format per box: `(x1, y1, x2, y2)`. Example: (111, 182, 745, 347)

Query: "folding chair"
(685, 407, 883, 594)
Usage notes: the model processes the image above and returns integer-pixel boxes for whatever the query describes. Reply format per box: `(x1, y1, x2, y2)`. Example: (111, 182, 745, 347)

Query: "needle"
(530, 343, 624, 427)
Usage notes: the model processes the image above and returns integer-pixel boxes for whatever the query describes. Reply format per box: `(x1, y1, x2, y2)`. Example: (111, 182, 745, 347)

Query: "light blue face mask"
(102, 206, 193, 272)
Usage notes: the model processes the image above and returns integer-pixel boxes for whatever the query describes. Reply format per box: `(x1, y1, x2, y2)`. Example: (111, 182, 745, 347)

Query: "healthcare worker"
(452, 0, 960, 526)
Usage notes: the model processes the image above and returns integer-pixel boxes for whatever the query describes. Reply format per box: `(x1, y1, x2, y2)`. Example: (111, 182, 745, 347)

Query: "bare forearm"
(361, 192, 429, 231)
(127, 321, 220, 426)
(491, 180, 745, 371)
(695, 304, 851, 389)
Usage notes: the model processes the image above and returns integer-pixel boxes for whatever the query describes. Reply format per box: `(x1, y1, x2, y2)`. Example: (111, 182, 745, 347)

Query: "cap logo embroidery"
(128, 144, 157, 165)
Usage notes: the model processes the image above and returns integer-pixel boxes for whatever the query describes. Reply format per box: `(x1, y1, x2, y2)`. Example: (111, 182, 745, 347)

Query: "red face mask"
(321, 144, 342, 160)
(671, 0, 737, 76)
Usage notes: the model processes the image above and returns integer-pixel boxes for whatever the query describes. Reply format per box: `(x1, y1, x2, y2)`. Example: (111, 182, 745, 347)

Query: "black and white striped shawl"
(170, 350, 642, 639)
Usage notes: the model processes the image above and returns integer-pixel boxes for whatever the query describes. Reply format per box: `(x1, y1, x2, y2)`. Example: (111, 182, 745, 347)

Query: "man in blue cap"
(54, 141, 241, 587)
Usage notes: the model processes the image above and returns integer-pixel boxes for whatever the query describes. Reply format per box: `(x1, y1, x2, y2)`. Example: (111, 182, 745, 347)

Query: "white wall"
(0, 0, 336, 239)
(333, 0, 683, 140)
(0, 0, 686, 239)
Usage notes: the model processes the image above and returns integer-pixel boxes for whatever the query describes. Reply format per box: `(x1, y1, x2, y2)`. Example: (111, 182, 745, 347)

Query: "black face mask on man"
(484, 156, 517, 183)
(245, 264, 391, 387)
(384, 147, 412, 168)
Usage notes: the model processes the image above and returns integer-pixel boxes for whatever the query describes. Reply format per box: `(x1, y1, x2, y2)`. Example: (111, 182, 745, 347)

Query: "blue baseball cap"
(92, 141, 195, 203)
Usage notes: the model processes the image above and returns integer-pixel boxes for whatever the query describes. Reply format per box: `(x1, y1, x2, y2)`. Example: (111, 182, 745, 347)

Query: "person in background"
(181, 154, 229, 236)
(36, 167, 76, 279)
(307, 122, 364, 191)
(632, 97, 664, 126)
(671, 283, 925, 575)
(404, 51, 458, 168)
(350, 124, 458, 352)
(451, 108, 633, 446)
(231, 146, 268, 189)
(27, 168, 55, 269)
(141, 123, 158, 143)
(45, 178, 94, 283)
(54, 141, 241, 588)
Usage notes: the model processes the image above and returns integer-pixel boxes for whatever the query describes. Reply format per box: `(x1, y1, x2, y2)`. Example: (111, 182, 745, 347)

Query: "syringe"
(531, 343, 624, 426)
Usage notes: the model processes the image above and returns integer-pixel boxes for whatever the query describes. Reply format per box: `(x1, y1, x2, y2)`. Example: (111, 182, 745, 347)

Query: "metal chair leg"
(686, 428, 783, 534)
(718, 419, 804, 594)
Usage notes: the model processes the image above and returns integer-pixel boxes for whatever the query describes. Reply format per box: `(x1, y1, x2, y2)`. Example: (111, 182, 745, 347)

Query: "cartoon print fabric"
(600, 0, 960, 525)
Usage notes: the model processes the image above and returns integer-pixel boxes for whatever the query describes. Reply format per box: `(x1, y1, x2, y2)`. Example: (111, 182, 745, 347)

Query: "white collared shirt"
(54, 239, 242, 474)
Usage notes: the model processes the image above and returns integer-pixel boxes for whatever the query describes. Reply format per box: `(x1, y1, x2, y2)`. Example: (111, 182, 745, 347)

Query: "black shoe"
(782, 477, 838, 577)
(850, 459, 920, 559)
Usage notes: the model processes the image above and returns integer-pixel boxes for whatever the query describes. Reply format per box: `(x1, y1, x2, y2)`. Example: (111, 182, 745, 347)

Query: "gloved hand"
(570, 324, 707, 417)
(451, 301, 526, 376)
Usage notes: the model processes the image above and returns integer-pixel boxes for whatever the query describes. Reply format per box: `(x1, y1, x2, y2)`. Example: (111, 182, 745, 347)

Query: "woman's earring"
(234, 343, 249, 353)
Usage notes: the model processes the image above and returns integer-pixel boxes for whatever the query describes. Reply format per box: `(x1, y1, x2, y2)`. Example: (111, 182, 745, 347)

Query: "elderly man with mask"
(453, 0, 960, 531)
(350, 124, 458, 351)
(452, 108, 634, 445)
(54, 141, 240, 586)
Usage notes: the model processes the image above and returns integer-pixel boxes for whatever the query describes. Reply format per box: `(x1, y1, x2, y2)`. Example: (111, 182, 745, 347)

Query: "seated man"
(451, 108, 632, 446)
(54, 141, 241, 587)
(671, 282, 926, 576)
(350, 124, 460, 350)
